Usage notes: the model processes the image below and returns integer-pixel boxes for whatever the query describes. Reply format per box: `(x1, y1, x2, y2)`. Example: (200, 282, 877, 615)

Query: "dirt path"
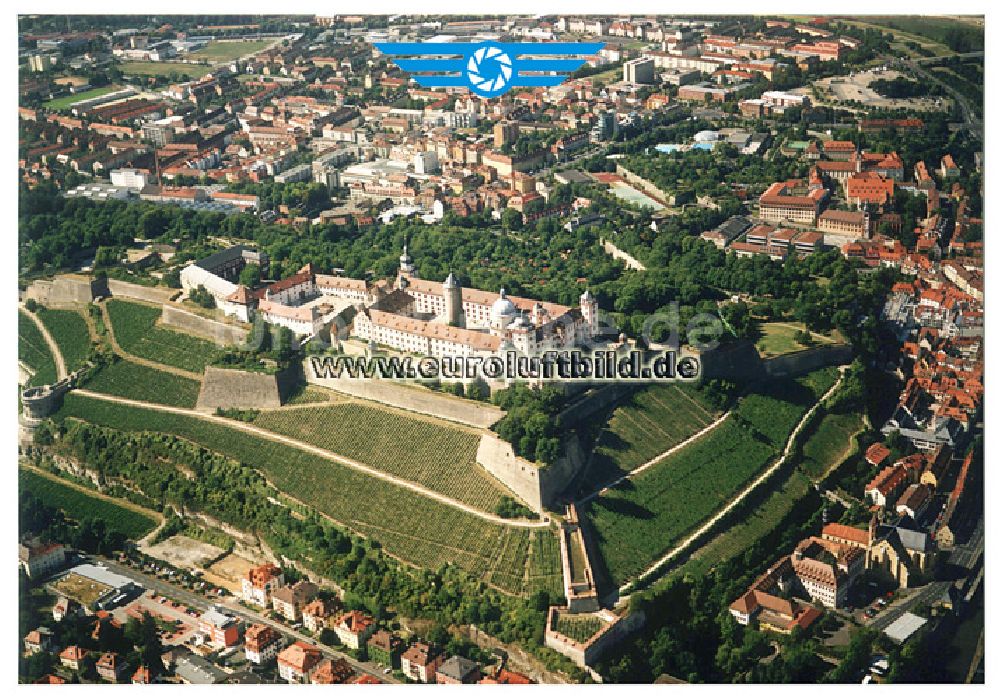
(617, 366, 847, 597)
(70, 388, 550, 529)
(20, 304, 67, 380)
(98, 301, 203, 381)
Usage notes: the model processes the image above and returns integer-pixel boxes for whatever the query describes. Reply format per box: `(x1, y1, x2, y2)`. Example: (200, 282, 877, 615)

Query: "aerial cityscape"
(16, 10, 985, 687)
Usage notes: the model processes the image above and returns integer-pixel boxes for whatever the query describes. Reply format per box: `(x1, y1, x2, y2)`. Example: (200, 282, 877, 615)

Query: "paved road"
(93, 555, 399, 683)
(20, 303, 67, 380)
(71, 389, 549, 529)
(617, 366, 847, 597)
(902, 57, 982, 138)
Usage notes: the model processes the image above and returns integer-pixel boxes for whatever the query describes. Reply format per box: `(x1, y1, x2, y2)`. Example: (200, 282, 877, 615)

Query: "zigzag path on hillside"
(616, 366, 848, 598)
(69, 388, 551, 529)
(20, 303, 67, 380)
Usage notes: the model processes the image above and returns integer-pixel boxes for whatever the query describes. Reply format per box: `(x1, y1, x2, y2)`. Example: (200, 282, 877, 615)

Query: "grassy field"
(20, 468, 158, 540)
(36, 308, 92, 374)
(755, 322, 837, 358)
(55, 393, 559, 598)
(188, 39, 273, 62)
(19, 310, 57, 387)
(119, 61, 214, 79)
(106, 299, 217, 373)
(581, 385, 718, 492)
(586, 368, 838, 589)
(83, 360, 201, 408)
(43, 85, 121, 111)
(797, 409, 865, 481)
(252, 403, 514, 513)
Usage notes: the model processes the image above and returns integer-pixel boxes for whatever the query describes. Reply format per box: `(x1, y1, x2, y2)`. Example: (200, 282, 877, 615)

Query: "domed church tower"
(399, 243, 418, 278)
(490, 288, 518, 332)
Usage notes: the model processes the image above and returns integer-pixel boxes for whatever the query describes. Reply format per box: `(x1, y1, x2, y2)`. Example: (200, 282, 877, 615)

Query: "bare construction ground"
(809, 69, 951, 112)
(206, 553, 256, 593)
(142, 534, 225, 570)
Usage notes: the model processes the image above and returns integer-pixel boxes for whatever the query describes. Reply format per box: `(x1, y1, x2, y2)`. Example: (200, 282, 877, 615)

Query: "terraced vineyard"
(83, 360, 201, 408)
(678, 470, 813, 578)
(36, 308, 92, 373)
(20, 468, 158, 539)
(252, 403, 513, 512)
(552, 610, 604, 643)
(586, 369, 838, 589)
(18, 310, 57, 387)
(105, 299, 218, 373)
(526, 527, 563, 596)
(56, 393, 550, 596)
(582, 384, 719, 491)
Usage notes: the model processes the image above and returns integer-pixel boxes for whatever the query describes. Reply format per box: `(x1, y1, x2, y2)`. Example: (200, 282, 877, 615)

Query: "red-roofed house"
(277, 641, 323, 684)
(241, 563, 284, 607)
(865, 443, 891, 467)
(865, 463, 911, 507)
(333, 610, 376, 650)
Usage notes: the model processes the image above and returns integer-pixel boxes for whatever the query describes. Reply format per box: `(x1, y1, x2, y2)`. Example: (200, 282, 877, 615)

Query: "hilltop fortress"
(180, 244, 600, 358)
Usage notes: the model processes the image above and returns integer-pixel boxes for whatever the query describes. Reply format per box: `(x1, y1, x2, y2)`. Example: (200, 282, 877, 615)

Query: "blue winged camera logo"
(374, 41, 604, 98)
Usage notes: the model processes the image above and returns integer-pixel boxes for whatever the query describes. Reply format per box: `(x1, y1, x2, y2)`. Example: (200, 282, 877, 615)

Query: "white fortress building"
(179, 244, 599, 357)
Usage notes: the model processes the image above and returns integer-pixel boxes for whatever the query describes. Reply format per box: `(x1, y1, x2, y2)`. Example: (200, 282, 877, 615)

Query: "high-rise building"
(623, 57, 656, 85)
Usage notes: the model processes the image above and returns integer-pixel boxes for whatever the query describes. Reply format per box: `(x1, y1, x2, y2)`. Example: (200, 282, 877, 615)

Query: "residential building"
(367, 630, 404, 669)
(333, 610, 377, 650)
(95, 652, 126, 683)
(59, 646, 88, 672)
(896, 483, 932, 521)
(19, 539, 67, 579)
(401, 641, 444, 683)
(198, 607, 241, 648)
(623, 57, 656, 85)
(301, 598, 338, 633)
(244, 623, 283, 665)
(311, 657, 357, 684)
(271, 580, 320, 622)
(241, 563, 284, 608)
(23, 628, 55, 655)
(277, 641, 323, 684)
(865, 463, 911, 507)
(436, 656, 482, 684)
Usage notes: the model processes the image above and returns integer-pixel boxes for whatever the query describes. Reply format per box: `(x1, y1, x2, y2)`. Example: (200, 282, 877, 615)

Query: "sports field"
(119, 62, 214, 79)
(43, 85, 121, 111)
(188, 39, 273, 63)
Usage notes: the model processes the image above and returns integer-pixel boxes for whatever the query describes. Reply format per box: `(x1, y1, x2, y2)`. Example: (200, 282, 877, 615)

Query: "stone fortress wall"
(23, 275, 109, 306)
(196, 366, 295, 411)
(160, 304, 250, 347)
(305, 370, 505, 430)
